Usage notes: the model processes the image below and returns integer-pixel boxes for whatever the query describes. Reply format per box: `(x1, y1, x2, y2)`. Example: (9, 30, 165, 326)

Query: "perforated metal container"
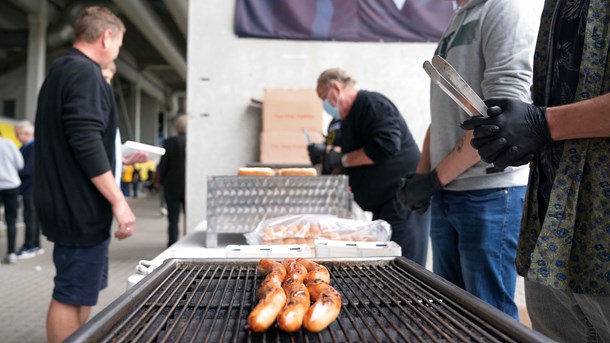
(206, 175, 352, 247)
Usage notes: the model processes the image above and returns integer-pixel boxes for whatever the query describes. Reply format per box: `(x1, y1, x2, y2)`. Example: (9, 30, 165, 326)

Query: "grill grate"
(67, 258, 552, 343)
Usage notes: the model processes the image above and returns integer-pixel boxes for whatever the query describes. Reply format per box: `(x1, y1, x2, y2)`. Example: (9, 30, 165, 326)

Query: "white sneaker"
(16, 246, 44, 260)
(1, 253, 16, 265)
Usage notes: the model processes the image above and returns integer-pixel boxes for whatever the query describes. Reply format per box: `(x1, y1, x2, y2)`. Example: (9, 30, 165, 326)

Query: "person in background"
(157, 115, 187, 247)
(14, 120, 44, 259)
(131, 165, 140, 198)
(462, 0, 610, 340)
(101, 61, 116, 85)
(137, 159, 157, 194)
(316, 68, 430, 266)
(33, 7, 135, 342)
(121, 164, 134, 197)
(101, 61, 148, 173)
(307, 117, 341, 175)
(396, 0, 540, 319)
(0, 131, 24, 265)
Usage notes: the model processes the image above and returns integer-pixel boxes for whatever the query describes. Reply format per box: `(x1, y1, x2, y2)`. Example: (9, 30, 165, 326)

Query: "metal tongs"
(423, 55, 488, 117)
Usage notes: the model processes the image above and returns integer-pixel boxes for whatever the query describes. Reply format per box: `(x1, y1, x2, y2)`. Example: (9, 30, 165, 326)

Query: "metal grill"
(67, 258, 552, 343)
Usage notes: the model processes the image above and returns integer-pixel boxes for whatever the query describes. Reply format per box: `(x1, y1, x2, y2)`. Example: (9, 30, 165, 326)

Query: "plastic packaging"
(244, 214, 391, 246)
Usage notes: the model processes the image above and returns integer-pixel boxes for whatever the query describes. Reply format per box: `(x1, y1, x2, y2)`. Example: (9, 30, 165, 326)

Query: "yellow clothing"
(122, 165, 134, 183)
(135, 160, 156, 181)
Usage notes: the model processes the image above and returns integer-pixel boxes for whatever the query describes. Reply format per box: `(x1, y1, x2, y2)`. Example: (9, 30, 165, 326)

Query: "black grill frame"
(66, 257, 553, 343)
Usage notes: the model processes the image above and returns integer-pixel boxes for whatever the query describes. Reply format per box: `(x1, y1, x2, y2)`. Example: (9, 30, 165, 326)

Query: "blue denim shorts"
(52, 238, 110, 306)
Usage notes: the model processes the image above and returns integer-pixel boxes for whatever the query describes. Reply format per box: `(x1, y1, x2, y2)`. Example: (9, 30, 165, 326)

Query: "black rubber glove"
(307, 143, 327, 165)
(396, 170, 442, 214)
(460, 98, 551, 170)
(325, 150, 343, 171)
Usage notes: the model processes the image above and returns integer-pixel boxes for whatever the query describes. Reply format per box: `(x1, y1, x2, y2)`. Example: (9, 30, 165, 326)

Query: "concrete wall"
(187, 1, 437, 230)
(0, 67, 27, 120)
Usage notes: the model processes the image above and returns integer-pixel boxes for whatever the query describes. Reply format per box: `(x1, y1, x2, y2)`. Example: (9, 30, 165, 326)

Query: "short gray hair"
(174, 115, 187, 133)
(317, 68, 357, 90)
(15, 120, 34, 135)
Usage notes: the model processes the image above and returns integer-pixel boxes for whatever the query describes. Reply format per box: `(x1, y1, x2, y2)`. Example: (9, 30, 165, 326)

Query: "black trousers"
(22, 196, 41, 248)
(164, 193, 185, 247)
(0, 188, 20, 254)
(371, 197, 430, 266)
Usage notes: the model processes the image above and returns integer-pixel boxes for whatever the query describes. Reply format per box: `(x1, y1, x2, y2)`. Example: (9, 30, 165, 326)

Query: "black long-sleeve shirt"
(157, 133, 186, 199)
(34, 48, 118, 247)
(341, 91, 420, 211)
(19, 141, 34, 197)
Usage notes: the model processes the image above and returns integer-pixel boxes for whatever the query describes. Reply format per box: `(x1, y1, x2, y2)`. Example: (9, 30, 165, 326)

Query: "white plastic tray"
(314, 239, 401, 258)
(225, 244, 313, 258)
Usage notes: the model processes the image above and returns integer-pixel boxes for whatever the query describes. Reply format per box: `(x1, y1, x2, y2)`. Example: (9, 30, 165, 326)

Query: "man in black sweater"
(34, 7, 135, 343)
(316, 68, 430, 265)
(157, 115, 187, 247)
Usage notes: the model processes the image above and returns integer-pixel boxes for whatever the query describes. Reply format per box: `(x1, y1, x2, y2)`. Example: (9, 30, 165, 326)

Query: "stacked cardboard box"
(260, 89, 325, 164)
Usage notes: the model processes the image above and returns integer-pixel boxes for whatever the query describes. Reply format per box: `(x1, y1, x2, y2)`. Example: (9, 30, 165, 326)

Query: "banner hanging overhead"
(235, 0, 456, 42)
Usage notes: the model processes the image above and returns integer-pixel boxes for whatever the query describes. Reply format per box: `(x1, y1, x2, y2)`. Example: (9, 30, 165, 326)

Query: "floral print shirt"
(516, 0, 610, 295)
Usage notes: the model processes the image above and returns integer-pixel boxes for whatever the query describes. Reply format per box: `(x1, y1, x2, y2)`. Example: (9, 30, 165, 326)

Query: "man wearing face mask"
(315, 68, 429, 265)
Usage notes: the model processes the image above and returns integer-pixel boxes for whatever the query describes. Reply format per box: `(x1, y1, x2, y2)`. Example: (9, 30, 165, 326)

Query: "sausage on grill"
(296, 258, 330, 284)
(303, 281, 342, 332)
(282, 259, 308, 283)
(248, 259, 287, 333)
(277, 277, 310, 332)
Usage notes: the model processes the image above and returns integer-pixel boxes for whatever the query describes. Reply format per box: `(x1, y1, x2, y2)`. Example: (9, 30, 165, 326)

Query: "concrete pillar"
(139, 93, 159, 146)
(134, 80, 142, 142)
(24, 0, 47, 122)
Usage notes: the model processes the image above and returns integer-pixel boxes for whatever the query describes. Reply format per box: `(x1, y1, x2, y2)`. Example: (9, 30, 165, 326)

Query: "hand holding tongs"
(423, 55, 488, 117)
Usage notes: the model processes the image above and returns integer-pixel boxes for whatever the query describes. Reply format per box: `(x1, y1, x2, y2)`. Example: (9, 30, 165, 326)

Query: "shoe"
(1, 253, 16, 265)
(16, 246, 44, 260)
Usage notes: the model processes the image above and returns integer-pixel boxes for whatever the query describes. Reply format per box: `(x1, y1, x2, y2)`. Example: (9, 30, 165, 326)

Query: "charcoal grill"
(66, 257, 552, 343)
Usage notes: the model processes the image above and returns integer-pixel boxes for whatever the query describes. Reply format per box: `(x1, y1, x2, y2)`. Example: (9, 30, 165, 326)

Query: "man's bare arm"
(90, 171, 135, 240)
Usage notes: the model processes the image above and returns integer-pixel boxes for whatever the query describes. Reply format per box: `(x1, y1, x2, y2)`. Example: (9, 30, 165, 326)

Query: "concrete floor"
(0, 193, 171, 343)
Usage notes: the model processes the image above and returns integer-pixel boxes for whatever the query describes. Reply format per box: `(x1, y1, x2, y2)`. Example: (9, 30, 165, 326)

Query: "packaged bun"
(245, 214, 392, 247)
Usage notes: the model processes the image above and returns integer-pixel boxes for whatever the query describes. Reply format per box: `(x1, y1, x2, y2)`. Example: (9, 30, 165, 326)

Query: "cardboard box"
(262, 89, 324, 132)
(260, 131, 324, 164)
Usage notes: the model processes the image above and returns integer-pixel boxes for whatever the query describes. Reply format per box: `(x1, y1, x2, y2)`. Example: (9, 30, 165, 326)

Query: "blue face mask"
(323, 99, 340, 119)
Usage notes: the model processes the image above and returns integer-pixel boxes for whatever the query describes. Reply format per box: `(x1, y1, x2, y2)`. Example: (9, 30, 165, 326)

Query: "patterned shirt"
(516, 0, 610, 295)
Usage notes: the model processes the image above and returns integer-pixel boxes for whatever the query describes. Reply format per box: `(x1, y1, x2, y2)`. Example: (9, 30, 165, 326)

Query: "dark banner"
(235, 0, 456, 42)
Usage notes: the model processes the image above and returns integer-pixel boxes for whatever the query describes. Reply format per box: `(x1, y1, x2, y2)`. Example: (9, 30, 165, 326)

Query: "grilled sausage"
(258, 258, 287, 279)
(305, 278, 330, 300)
(282, 259, 308, 284)
(248, 259, 288, 333)
(248, 285, 287, 333)
(303, 282, 342, 332)
(277, 278, 310, 332)
(296, 258, 331, 284)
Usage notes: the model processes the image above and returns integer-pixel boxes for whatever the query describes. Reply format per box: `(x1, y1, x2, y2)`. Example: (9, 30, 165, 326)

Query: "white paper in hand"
(122, 141, 165, 159)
